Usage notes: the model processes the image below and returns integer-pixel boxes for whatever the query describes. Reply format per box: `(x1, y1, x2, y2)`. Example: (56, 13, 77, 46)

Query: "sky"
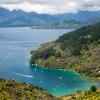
(0, 0, 100, 14)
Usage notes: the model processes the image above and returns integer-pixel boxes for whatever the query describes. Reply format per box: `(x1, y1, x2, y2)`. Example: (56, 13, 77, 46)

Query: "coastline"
(30, 23, 100, 83)
(0, 78, 59, 100)
(0, 26, 73, 30)
(31, 64, 100, 85)
(0, 77, 100, 100)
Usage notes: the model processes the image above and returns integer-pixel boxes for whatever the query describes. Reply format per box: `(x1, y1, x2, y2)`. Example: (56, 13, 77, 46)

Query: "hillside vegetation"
(62, 87, 100, 100)
(0, 79, 100, 100)
(0, 79, 59, 100)
(30, 23, 100, 79)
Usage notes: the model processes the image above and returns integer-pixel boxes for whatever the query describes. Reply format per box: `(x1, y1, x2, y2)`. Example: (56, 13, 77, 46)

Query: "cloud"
(0, 0, 100, 14)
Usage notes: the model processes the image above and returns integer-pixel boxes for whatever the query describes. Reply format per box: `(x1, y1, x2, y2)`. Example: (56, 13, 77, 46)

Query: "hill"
(62, 87, 100, 100)
(36, 19, 82, 29)
(30, 23, 100, 79)
(0, 78, 100, 100)
(0, 78, 59, 100)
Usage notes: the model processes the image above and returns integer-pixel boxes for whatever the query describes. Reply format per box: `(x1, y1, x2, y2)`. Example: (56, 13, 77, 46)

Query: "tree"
(90, 85, 96, 92)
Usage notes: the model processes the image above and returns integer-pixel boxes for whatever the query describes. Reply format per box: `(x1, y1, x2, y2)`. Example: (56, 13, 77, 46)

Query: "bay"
(0, 27, 94, 96)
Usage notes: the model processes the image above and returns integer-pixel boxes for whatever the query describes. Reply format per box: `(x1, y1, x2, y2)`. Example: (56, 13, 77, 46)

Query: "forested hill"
(30, 23, 100, 79)
(57, 23, 100, 43)
(56, 23, 100, 56)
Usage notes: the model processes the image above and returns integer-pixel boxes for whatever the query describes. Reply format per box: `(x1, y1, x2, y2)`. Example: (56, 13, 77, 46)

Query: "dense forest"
(30, 23, 100, 79)
(56, 23, 100, 56)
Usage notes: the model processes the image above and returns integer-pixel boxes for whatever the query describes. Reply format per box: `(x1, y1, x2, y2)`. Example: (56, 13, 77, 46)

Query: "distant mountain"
(83, 13, 100, 25)
(35, 19, 82, 29)
(51, 11, 100, 28)
(53, 11, 100, 22)
(0, 7, 59, 27)
(0, 7, 100, 28)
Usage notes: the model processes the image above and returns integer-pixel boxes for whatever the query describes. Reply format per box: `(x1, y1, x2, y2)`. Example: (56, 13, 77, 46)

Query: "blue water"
(0, 27, 94, 96)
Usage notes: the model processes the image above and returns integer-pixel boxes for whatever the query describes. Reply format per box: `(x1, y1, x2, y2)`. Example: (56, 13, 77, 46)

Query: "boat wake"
(14, 72, 34, 78)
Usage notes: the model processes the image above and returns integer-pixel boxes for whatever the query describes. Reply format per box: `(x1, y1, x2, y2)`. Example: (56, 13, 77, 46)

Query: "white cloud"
(0, 0, 100, 14)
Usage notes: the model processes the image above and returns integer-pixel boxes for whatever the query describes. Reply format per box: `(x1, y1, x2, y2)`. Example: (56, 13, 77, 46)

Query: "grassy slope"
(0, 79, 59, 100)
(30, 23, 100, 79)
(0, 79, 100, 100)
(62, 89, 100, 100)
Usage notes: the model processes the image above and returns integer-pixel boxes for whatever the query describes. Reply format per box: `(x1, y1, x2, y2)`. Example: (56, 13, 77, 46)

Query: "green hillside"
(0, 79, 100, 100)
(0, 79, 59, 100)
(30, 23, 100, 79)
(62, 87, 100, 100)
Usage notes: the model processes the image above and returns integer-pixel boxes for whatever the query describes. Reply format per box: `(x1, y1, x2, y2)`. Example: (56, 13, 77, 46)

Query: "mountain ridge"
(0, 7, 100, 28)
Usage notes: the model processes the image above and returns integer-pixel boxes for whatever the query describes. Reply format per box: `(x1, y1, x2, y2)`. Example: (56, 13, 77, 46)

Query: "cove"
(29, 65, 93, 96)
(0, 27, 95, 96)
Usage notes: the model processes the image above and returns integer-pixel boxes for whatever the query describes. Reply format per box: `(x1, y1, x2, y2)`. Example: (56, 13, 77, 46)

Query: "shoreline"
(0, 26, 74, 30)
(31, 64, 100, 82)
(1, 76, 95, 97)
(0, 78, 60, 100)
(0, 77, 100, 100)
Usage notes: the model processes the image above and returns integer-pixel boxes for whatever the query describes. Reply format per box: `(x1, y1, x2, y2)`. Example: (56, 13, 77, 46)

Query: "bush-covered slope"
(0, 79, 100, 100)
(62, 87, 100, 100)
(0, 79, 59, 100)
(30, 23, 100, 79)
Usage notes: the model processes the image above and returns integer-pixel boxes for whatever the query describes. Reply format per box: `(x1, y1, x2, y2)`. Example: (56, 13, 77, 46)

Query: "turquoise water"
(30, 65, 93, 96)
(0, 27, 94, 96)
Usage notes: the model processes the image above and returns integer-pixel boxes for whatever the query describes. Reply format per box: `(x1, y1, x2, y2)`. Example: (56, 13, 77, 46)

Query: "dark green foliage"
(30, 47, 56, 64)
(56, 23, 100, 56)
(42, 48, 56, 59)
(55, 52, 61, 58)
(90, 86, 96, 92)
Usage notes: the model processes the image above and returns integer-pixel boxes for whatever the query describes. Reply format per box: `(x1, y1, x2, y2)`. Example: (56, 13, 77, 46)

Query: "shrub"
(90, 85, 96, 92)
